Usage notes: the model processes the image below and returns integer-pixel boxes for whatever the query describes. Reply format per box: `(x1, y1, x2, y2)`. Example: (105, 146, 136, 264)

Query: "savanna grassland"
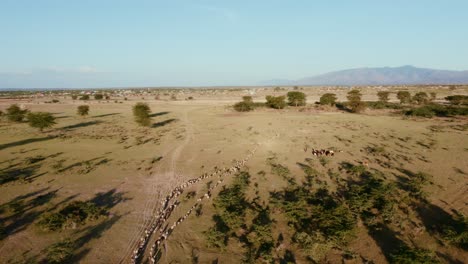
(0, 86, 467, 264)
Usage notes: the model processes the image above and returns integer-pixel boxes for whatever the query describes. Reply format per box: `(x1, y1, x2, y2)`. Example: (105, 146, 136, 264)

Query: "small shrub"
(79, 95, 90, 100)
(397, 91, 411, 104)
(77, 105, 89, 116)
(71, 95, 78, 100)
(44, 239, 74, 264)
(442, 213, 468, 249)
(413, 92, 429, 105)
(233, 101, 254, 112)
(287, 91, 306, 106)
(51, 99, 59, 103)
(377, 91, 390, 103)
(132, 102, 151, 126)
(266, 95, 287, 109)
(347, 90, 365, 113)
(445, 95, 468, 105)
(319, 93, 337, 106)
(6, 104, 28, 122)
(390, 246, 440, 264)
(94, 94, 104, 100)
(27, 112, 56, 132)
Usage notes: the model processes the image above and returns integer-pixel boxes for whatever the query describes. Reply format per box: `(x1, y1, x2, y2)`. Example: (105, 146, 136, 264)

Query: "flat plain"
(0, 86, 467, 263)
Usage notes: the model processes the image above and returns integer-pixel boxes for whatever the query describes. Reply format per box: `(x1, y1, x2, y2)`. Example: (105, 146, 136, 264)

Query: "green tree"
(319, 93, 337, 106)
(6, 104, 28, 122)
(445, 95, 468, 105)
(234, 101, 254, 112)
(396, 91, 411, 104)
(287, 91, 306, 106)
(77, 105, 90, 116)
(347, 89, 365, 113)
(80, 95, 90, 100)
(71, 95, 78, 100)
(94, 94, 103, 100)
(412, 92, 429, 105)
(266, 95, 287, 109)
(27, 112, 56, 132)
(377, 91, 390, 103)
(429, 92, 437, 101)
(133, 102, 151, 126)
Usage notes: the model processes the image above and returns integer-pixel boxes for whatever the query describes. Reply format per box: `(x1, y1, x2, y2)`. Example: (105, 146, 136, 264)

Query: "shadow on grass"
(92, 113, 121, 118)
(149, 111, 169, 117)
(152, 118, 177, 128)
(60, 120, 103, 130)
(0, 136, 56, 151)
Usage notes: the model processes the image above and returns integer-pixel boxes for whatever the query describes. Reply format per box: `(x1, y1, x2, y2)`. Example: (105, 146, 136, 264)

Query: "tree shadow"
(92, 113, 121, 118)
(0, 136, 56, 151)
(366, 223, 407, 262)
(57, 157, 104, 173)
(89, 189, 131, 210)
(280, 249, 296, 264)
(55, 115, 70, 119)
(60, 120, 103, 130)
(149, 111, 170, 117)
(152, 118, 177, 128)
(0, 164, 41, 185)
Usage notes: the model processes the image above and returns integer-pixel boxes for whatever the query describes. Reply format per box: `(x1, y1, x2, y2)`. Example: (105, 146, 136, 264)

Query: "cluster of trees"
(37, 201, 106, 231)
(71, 93, 110, 101)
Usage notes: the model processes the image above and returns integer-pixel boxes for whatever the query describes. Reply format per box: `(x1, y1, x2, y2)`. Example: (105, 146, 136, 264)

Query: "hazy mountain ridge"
(263, 66, 468, 86)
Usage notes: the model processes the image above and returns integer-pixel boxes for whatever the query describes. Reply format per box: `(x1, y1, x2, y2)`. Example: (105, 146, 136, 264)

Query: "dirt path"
(118, 108, 195, 264)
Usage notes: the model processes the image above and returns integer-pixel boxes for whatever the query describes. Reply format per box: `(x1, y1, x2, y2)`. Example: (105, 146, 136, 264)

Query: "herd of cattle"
(130, 146, 259, 263)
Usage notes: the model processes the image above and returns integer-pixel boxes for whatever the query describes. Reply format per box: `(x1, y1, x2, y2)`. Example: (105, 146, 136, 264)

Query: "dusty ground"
(0, 86, 467, 263)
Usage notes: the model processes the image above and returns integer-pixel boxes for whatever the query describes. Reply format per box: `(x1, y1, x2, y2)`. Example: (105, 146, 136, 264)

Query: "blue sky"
(1, 0, 467, 88)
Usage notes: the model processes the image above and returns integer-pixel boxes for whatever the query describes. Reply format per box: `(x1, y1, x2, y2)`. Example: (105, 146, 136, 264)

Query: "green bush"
(413, 92, 429, 105)
(44, 239, 74, 264)
(233, 101, 254, 112)
(71, 95, 78, 100)
(319, 93, 337, 106)
(377, 91, 390, 103)
(445, 95, 468, 105)
(397, 91, 411, 104)
(132, 102, 151, 126)
(37, 201, 105, 231)
(347, 90, 366, 113)
(27, 112, 56, 132)
(77, 105, 89, 116)
(266, 95, 286, 109)
(390, 246, 440, 264)
(405, 104, 468, 118)
(94, 94, 104, 100)
(287, 91, 306, 106)
(442, 213, 468, 249)
(6, 104, 28, 122)
(79, 95, 90, 100)
(366, 101, 403, 109)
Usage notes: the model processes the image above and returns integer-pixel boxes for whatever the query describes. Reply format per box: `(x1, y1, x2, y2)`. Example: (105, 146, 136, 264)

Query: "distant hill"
(263, 66, 468, 86)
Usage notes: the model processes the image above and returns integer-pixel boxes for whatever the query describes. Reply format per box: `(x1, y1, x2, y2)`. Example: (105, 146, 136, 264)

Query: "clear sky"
(1, 0, 467, 88)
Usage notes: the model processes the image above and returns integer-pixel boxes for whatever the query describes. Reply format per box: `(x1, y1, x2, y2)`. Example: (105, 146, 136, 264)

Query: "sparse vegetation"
(132, 102, 151, 126)
(377, 91, 390, 103)
(346, 89, 366, 113)
(319, 93, 337, 106)
(287, 91, 306, 106)
(397, 91, 412, 104)
(6, 104, 28, 122)
(265, 95, 286, 109)
(445, 95, 468, 105)
(77, 105, 90, 116)
(412, 92, 429, 105)
(27, 112, 56, 131)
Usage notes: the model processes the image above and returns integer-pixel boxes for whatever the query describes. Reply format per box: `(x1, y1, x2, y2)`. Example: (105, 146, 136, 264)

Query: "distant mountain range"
(262, 65, 468, 86)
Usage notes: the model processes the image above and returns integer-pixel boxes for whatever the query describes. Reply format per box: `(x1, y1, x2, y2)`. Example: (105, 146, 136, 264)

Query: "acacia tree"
(6, 104, 28, 122)
(412, 92, 429, 105)
(287, 91, 306, 106)
(133, 103, 151, 126)
(94, 94, 104, 100)
(77, 105, 90, 116)
(377, 91, 390, 103)
(347, 89, 365, 113)
(397, 91, 411, 104)
(80, 95, 90, 101)
(27, 112, 56, 132)
(266, 95, 286, 109)
(319, 93, 337, 106)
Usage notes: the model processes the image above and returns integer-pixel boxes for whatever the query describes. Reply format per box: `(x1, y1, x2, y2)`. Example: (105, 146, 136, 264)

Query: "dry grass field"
(0, 86, 467, 263)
